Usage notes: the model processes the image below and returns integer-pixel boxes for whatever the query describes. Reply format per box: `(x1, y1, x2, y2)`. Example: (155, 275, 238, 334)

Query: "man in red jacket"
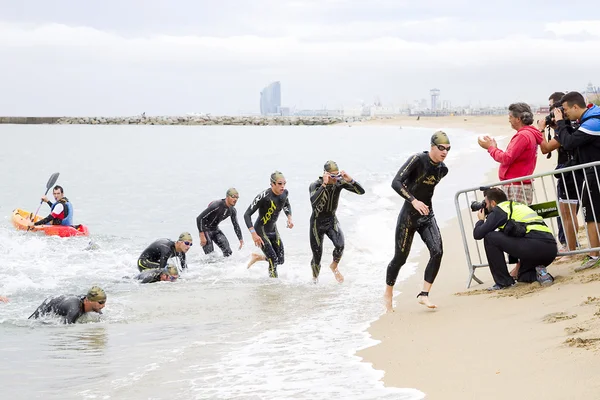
(478, 102, 543, 204)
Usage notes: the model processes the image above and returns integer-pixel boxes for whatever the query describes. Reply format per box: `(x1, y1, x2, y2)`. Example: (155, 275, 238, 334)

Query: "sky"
(1, 0, 599, 116)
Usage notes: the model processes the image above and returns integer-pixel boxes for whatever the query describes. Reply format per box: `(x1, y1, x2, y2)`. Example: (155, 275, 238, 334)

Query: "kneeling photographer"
(472, 188, 557, 290)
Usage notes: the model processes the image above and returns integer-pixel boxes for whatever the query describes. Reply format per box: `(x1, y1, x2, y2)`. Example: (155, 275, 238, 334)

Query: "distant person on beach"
(196, 188, 244, 257)
(473, 187, 557, 289)
(137, 232, 193, 272)
(538, 92, 580, 252)
(135, 265, 179, 283)
(0, 295, 8, 303)
(27, 185, 74, 227)
(245, 171, 293, 278)
(478, 102, 543, 205)
(551, 91, 600, 271)
(384, 131, 450, 312)
(29, 286, 107, 324)
(309, 160, 365, 283)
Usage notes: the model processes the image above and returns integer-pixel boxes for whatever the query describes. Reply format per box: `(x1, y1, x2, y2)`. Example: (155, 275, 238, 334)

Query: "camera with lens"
(470, 200, 489, 215)
(544, 101, 564, 128)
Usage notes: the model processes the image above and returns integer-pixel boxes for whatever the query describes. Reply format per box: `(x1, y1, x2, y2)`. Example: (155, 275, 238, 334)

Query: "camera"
(544, 101, 564, 127)
(470, 200, 489, 215)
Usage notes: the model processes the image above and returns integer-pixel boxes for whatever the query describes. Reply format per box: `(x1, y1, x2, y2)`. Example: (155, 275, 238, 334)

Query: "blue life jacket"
(53, 200, 74, 226)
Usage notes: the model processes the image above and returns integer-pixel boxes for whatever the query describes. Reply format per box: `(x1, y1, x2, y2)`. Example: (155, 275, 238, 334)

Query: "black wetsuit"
(138, 239, 187, 272)
(308, 177, 365, 278)
(244, 188, 292, 278)
(135, 269, 164, 284)
(28, 295, 86, 324)
(386, 152, 448, 286)
(196, 199, 243, 257)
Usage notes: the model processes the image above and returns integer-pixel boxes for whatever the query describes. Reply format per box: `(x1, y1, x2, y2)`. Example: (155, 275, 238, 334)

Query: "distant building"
(430, 88, 440, 112)
(260, 82, 282, 115)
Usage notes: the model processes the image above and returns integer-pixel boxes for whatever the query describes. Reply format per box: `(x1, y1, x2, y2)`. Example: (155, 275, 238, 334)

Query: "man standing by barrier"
(478, 103, 543, 205)
(553, 91, 600, 271)
(473, 188, 557, 289)
(384, 131, 449, 312)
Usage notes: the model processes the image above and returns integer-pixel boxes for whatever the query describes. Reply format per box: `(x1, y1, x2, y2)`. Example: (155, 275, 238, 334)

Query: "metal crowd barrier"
(455, 161, 600, 288)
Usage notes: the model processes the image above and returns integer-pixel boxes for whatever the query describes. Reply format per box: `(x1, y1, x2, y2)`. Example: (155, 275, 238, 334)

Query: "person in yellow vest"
(473, 187, 557, 290)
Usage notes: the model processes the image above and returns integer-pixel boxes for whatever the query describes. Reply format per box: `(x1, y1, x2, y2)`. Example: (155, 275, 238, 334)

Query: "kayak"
(11, 208, 90, 237)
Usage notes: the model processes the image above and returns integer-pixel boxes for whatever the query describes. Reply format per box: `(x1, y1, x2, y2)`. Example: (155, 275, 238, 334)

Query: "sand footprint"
(564, 326, 588, 335)
(564, 337, 600, 349)
(543, 312, 577, 324)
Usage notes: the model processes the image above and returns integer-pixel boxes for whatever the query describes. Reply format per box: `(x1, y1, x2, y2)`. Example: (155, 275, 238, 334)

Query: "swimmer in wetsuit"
(28, 286, 107, 324)
(137, 232, 193, 272)
(309, 160, 365, 283)
(245, 171, 294, 278)
(196, 188, 244, 257)
(135, 264, 179, 283)
(384, 131, 450, 312)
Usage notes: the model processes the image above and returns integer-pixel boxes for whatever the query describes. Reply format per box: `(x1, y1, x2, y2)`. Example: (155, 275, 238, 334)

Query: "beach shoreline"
(358, 116, 600, 399)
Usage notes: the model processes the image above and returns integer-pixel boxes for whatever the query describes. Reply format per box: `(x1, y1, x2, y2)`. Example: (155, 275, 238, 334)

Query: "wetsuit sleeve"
(230, 207, 243, 241)
(283, 196, 292, 217)
(473, 207, 509, 240)
(179, 253, 187, 270)
(554, 120, 594, 151)
(45, 200, 53, 208)
(309, 180, 326, 208)
(391, 154, 420, 202)
(34, 214, 54, 225)
(244, 193, 263, 229)
(487, 134, 529, 165)
(196, 201, 220, 232)
(342, 180, 366, 195)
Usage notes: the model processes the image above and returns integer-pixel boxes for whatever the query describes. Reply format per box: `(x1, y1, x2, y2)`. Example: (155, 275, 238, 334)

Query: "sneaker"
(486, 282, 516, 291)
(536, 266, 554, 286)
(575, 256, 600, 272)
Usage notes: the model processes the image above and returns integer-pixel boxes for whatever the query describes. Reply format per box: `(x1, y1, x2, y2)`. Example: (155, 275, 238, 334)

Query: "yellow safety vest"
(496, 201, 552, 235)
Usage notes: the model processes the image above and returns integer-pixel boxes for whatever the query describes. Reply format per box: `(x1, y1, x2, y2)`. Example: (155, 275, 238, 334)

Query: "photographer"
(552, 91, 600, 270)
(538, 92, 580, 251)
(473, 188, 557, 290)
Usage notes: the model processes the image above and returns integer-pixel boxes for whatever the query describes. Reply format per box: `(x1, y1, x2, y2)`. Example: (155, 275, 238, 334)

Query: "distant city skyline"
(1, 2, 600, 116)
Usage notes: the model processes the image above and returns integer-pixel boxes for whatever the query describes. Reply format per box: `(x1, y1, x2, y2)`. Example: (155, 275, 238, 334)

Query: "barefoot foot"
(384, 292, 394, 313)
(331, 266, 344, 283)
(417, 294, 437, 309)
(247, 253, 263, 269)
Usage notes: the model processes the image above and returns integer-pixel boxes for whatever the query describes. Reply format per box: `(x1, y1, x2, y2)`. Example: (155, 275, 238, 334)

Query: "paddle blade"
(46, 172, 60, 191)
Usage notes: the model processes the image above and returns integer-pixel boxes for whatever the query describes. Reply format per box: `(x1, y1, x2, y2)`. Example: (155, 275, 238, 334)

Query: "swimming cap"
(226, 188, 239, 198)
(178, 232, 193, 242)
(431, 131, 450, 145)
(87, 286, 107, 302)
(323, 160, 339, 173)
(270, 171, 285, 183)
(165, 264, 179, 276)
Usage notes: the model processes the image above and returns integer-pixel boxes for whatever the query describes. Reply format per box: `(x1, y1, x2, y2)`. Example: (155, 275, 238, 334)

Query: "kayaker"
(137, 232, 193, 272)
(28, 185, 74, 226)
(28, 286, 107, 324)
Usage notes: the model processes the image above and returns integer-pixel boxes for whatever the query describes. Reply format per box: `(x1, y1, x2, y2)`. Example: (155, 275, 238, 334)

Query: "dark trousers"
(202, 229, 232, 257)
(484, 231, 557, 287)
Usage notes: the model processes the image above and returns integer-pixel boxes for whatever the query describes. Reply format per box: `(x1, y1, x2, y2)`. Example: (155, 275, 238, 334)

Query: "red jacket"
(488, 125, 543, 184)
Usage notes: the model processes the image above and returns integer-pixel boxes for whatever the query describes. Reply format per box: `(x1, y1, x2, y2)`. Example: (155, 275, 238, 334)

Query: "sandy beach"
(358, 116, 600, 399)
